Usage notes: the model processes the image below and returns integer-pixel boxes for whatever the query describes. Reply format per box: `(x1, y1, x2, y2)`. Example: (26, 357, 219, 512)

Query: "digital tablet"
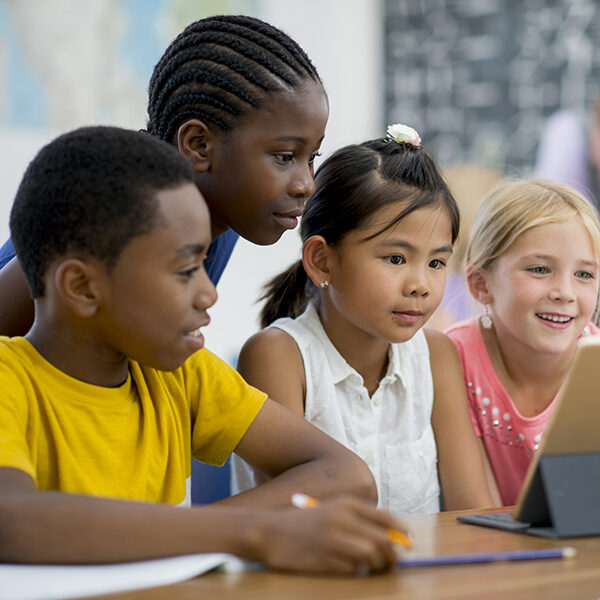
(458, 336, 600, 538)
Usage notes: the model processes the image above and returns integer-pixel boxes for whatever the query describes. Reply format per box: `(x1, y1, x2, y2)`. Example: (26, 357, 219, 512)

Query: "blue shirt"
(0, 229, 239, 286)
(0, 238, 15, 272)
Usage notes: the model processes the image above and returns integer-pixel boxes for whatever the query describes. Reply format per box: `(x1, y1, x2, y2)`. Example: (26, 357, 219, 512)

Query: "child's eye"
(385, 255, 405, 265)
(527, 266, 548, 275)
(575, 270, 594, 280)
(179, 266, 200, 279)
(429, 258, 446, 269)
(274, 153, 294, 165)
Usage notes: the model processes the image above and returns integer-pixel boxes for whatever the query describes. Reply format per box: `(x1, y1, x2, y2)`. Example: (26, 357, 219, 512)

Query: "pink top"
(445, 317, 599, 505)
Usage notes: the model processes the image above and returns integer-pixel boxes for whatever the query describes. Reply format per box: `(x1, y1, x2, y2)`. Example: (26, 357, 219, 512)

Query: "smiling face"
(321, 201, 453, 347)
(199, 79, 329, 245)
(98, 183, 218, 371)
(482, 218, 599, 358)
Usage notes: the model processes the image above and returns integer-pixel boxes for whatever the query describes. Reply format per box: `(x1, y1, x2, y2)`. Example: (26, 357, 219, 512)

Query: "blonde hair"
(467, 178, 600, 271)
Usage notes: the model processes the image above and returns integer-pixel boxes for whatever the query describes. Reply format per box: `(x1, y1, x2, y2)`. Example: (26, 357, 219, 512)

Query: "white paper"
(0, 553, 242, 600)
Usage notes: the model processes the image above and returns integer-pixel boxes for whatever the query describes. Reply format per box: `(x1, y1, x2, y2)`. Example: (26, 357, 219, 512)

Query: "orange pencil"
(290, 493, 413, 549)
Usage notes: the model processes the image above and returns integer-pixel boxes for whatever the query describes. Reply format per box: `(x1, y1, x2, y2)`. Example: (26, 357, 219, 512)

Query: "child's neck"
(482, 324, 576, 417)
(317, 307, 390, 397)
(26, 318, 129, 388)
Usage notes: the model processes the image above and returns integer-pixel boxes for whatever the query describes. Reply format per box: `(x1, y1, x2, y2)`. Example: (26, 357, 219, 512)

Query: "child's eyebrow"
(522, 254, 599, 267)
(175, 243, 207, 257)
(275, 135, 307, 143)
(274, 134, 325, 145)
(378, 240, 453, 254)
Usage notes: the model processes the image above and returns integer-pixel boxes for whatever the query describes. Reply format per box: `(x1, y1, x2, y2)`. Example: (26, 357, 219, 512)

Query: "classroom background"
(1, 0, 599, 363)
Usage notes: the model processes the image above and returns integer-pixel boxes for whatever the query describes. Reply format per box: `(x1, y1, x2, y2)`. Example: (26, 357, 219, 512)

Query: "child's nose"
(405, 271, 430, 297)
(194, 271, 218, 310)
(288, 163, 315, 199)
(549, 274, 576, 301)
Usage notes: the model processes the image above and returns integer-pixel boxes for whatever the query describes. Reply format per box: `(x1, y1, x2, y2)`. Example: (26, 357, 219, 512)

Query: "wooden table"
(93, 508, 600, 600)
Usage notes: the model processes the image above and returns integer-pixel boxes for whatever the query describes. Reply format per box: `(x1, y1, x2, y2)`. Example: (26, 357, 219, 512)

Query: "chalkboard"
(384, 0, 600, 173)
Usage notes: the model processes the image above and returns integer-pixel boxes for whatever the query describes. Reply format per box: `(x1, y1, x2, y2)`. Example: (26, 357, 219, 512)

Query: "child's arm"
(0, 466, 401, 571)
(221, 327, 377, 506)
(222, 397, 378, 506)
(425, 329, 496, 510)
(236, 328, 305, 416)
(0, 258, 34, 336)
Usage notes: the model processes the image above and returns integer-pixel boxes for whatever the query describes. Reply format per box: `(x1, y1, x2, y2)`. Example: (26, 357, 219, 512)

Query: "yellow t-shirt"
(0, 337, 266, 505)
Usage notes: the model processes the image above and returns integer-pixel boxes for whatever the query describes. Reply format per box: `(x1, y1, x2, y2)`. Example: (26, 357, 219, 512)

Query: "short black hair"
(10, 125, 196, 298)
(146, 14, 322, 142)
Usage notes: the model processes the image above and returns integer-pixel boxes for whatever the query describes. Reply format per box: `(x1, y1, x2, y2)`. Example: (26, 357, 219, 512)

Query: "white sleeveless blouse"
(231, 303, 440, 515)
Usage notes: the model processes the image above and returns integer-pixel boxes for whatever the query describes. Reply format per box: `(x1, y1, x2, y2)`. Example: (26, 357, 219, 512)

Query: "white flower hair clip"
(386, 123, 421, 147)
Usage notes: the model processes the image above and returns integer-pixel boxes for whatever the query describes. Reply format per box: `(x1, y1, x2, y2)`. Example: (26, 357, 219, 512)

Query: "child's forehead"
(238, 80, 328, 134)
(120, 184, 210, 258)
(362, 199, 447, 231)
(347, 201, 452, 246)
(155, 183, 209, 220)
(505, 218, 597, 259)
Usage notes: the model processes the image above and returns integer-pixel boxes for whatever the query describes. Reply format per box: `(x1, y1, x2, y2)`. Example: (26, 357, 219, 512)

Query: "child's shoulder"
(444, 316, 481, 341)
(442, 317, 486, 364)
(423, 328, 461, 361)
(0, 336, 39, 372)
(240, 326, 302, 367)
(243, 304, 322, 358)
(237, 324, 305, 405)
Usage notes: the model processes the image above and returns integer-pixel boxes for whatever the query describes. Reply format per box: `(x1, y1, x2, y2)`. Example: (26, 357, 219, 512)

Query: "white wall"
(0, 129, 57, 242)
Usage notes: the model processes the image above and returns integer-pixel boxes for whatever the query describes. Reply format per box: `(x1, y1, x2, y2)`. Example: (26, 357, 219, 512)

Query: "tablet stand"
(535, 454, 600, 537)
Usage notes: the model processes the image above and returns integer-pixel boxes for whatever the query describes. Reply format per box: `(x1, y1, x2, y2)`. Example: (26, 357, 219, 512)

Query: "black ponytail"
(259, 260, 312, 328)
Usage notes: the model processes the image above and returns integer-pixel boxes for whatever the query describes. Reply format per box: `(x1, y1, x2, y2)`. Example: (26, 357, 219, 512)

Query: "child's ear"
(302, 236, 333, 288)
(54, 259, 102, 318)
(177, 119, 213, 173)
(466, 265, 492, 305)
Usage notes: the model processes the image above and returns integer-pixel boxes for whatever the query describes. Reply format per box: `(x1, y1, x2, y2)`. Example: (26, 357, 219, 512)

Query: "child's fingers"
(255, 497, 403, 574)
(322, 495, 409, 543)
(333, 532, 394, 572)
(346, 497, 409, 535)
(305, 498, 400, 571)
(331, 503, 400, 570)
(297, 525, 392, 574)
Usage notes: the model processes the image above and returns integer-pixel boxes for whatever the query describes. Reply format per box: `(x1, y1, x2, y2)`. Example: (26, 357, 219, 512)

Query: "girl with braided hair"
(0, 14, 329, 335)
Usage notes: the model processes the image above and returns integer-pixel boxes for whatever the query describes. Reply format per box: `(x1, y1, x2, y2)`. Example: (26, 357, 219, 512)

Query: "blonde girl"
(446, 179, 600, 505)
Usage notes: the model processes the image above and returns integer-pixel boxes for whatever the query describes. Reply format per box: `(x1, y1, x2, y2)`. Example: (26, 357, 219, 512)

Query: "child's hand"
(248, 496, 406, 574)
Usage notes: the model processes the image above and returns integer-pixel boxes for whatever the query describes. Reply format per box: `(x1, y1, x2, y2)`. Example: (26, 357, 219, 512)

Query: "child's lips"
(185, 321, 209, 351)
(392, 310, 423, 324)
(186, 318, 210, 338)
(273, 210, 303, 231)
(536, 312, 575, 329)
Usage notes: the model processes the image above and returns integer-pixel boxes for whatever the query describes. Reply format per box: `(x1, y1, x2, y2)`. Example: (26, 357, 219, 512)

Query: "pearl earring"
(480, 304, 493, 329)
(319, 280, 330, 288)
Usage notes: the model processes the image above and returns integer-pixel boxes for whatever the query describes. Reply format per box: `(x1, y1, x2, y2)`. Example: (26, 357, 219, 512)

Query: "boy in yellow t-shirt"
(0, 126, 404, 573)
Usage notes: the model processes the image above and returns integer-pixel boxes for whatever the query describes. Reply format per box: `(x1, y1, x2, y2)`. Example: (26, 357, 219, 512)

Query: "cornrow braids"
(147, 14, 321, 142)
